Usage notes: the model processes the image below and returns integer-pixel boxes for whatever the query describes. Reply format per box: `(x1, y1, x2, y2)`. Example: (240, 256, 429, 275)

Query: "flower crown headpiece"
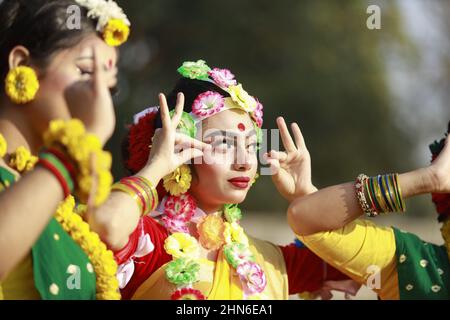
(74, 0, 131, 47)
(133, 60, 264, 142)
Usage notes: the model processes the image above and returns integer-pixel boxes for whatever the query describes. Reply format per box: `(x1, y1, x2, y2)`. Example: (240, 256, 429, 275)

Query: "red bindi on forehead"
(237, 123, 246, 132)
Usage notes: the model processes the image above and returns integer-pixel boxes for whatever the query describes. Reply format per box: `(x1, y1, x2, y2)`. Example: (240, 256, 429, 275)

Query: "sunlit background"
(109, 0, 449, 299)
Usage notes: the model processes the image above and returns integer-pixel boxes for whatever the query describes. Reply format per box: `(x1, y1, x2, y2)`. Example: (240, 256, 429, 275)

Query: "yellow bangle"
(111, 183, 143, 213)
(135, 176, 159, 212)
(393, 173, 406, 212)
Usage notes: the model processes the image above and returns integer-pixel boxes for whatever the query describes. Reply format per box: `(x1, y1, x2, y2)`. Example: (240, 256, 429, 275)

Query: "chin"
(221, 190, 248, 204)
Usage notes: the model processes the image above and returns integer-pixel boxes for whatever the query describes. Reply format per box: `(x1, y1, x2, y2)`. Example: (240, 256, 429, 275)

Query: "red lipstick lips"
(228, 177, 250, 189)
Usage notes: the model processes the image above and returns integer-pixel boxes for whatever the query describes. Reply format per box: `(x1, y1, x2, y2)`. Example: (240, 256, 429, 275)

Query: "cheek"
(40, 70, 77, 93)
(190, 163, 230, 199)
(193, 163, 226, 189)
(34, 69, 78, 121)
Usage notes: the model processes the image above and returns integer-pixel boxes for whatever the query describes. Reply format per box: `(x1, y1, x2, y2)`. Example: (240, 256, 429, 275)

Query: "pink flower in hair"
(251, 100, 264, 128)
(191, 91, 225, 118)
(208, 68, 237, 88)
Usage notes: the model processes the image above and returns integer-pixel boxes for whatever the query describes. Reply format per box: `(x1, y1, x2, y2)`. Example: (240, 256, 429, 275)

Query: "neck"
(0, 98, 42, 156)
(194, 197, 222, 215)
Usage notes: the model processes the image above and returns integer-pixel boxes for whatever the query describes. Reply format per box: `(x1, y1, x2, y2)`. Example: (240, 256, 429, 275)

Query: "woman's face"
(189, 106, 259, 212)
(27, 34, 118, 134)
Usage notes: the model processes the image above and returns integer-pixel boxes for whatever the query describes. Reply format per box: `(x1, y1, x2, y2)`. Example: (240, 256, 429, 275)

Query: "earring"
(5, 66, 40, 104)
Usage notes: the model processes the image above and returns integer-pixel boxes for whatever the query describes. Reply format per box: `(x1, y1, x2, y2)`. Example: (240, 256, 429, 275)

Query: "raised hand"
(264, 117, 317, 202)
(142, 93, 211, 181)
(429, 135, 450, 193)
(64, 46, 116, 146)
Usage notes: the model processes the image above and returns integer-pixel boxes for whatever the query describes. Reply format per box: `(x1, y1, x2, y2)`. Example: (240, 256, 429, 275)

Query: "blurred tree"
(110, 0, 427, 214)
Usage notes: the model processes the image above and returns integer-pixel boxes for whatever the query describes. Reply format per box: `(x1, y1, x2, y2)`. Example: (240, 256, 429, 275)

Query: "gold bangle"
(393, 173, 406, 212)
(136, 176, 159, 212)
(373, 176, 390, 213)
(111, 183, 143, 213)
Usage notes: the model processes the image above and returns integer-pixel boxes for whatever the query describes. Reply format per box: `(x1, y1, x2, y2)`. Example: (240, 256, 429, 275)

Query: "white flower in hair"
(75, 0, 131, 31)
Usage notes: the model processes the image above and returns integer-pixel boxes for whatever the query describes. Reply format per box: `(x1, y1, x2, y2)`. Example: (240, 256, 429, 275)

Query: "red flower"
(126, 111, 167, 200)
(171, 288, 205, 300)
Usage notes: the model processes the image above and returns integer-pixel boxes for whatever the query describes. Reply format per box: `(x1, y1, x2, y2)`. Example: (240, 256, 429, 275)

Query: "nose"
(233, 141, 252, 172)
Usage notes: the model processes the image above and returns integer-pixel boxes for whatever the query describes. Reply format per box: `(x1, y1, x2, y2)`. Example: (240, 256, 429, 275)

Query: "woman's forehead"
(202, 109, 255, 135)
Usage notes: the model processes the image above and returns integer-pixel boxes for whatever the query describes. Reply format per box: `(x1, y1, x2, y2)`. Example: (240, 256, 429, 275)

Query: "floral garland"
(74, 0, 131, 47)
(43, 119, 113, 206)
(161, 189, 267, 300)
(57, 196, 120, 299)
(8, 146, 38, 174)
(0, 133, 120, 299)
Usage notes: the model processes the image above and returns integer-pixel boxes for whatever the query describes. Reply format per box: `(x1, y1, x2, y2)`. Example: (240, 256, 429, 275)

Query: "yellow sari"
(132, 236, 288, 300)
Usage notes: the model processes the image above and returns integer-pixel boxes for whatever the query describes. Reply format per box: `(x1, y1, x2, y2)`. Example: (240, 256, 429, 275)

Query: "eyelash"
(77, 67, 93, 76)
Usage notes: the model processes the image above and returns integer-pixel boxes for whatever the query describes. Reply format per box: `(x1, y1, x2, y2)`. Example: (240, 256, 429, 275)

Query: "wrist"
(137, 162, 165, 187)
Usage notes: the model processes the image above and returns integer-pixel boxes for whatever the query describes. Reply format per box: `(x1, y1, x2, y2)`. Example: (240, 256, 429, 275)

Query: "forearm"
(0, 167, 64, 279)
(89, 164, 163, 251)
(288, 167, 436, 236)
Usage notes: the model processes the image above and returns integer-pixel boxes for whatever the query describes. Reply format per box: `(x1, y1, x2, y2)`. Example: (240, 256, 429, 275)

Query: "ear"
(8, 46, 31, 71)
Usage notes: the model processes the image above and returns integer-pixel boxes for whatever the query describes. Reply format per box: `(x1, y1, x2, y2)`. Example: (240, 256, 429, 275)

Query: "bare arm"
(0, 165, 64, 280)
(288, 136, 450, 236)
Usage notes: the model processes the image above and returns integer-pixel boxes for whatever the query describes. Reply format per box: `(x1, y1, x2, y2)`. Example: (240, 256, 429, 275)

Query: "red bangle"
(38, 158, 71, 198)
(45, 147, 78, 183)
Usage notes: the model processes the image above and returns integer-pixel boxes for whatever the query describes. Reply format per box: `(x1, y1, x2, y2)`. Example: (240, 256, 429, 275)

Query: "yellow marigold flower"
(54, 194, 120, 300)
(9, 146, 38, 173)
(197, 214, 226, 250)
(164, 232, 200, 259)
(163, 165, 192, 196)
(0, 134, 7, 158)
(227, 84, 257, 113)
(5, 66, 39, 104)
(103, 19, 130, 47)
(224, 221, 249, 245)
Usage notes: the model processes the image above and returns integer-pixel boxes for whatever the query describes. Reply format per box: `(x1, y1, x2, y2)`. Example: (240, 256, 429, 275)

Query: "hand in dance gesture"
(141, 93, 211, 183)
(429, 135, 450, 193)
(264, 117, 317, 202)
(64, 46, 117, 146)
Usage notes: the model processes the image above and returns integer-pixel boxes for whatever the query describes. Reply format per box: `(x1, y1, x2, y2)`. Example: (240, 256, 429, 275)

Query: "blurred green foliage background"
(108, 0, 449, 216)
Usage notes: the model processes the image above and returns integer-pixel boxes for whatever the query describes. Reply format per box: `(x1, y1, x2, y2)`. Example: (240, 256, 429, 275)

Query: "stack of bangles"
(355, 173, 406, 217)
(111, 176, 159, 216)
(38, 147, 77, 198)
